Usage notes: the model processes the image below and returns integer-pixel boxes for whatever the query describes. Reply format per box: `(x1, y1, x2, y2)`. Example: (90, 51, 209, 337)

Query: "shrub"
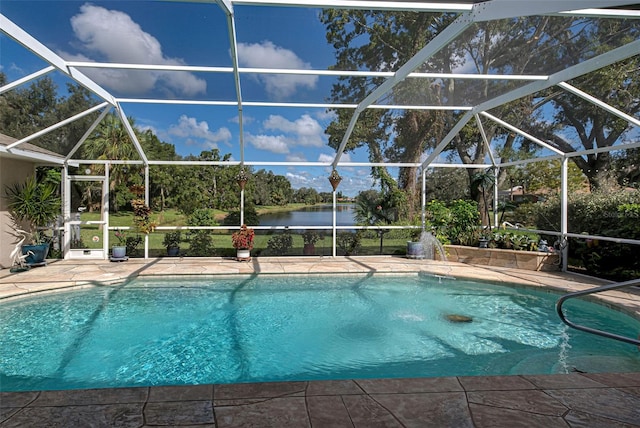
(518, 190, 640, 280)
(336, 231, 362, 256)
(267, 232, 292, 255)
(186, 208, 217, 256)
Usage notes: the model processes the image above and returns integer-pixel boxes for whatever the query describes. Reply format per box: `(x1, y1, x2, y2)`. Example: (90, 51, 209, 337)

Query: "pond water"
(258, 204, 356, 226)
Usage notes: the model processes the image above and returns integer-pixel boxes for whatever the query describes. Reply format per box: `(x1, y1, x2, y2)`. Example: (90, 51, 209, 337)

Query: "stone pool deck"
(1, 256, 640, 427)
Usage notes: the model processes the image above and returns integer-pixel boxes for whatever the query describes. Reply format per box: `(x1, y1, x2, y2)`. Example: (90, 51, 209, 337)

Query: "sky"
(0, 1, 377, 196)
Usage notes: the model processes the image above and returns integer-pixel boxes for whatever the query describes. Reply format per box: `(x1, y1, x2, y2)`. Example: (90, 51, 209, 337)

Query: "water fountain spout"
(419, 231, 447, 262)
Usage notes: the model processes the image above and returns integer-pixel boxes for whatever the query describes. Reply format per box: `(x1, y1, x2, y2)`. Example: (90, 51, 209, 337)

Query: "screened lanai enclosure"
(1, 1, 639, 276)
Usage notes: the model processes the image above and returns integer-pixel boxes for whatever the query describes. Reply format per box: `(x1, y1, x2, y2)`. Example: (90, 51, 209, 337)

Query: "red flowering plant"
(231, 224, 255, 250)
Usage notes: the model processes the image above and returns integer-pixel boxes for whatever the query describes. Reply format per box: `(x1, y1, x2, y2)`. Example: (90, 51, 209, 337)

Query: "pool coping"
(1, 256, 639, 318)
(2, 257, 640, 426)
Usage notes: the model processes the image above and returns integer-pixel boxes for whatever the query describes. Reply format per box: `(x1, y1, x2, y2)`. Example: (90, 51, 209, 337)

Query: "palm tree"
(80, 113, 139, 212)
(471, 168, 496, 232)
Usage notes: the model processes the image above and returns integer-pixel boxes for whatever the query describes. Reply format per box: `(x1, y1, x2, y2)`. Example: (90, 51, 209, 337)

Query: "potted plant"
(4, 175, 61, 266)
(112, 228, 128, 259)
(302, 230, 324, 255)
(231, 224, 254, 260)
(162, 231, 182, 256)
(407, 229, 424, 259)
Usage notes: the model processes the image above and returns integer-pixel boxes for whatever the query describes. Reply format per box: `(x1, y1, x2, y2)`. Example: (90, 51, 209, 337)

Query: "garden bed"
(441, 245, 560, 271)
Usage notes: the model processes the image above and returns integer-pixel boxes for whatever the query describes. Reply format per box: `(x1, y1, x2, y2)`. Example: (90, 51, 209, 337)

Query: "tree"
(80, 113, 139, 212)
(0, 74, 98, 155)
(539, 21, 640, 191)
(321, 12, 640, 215)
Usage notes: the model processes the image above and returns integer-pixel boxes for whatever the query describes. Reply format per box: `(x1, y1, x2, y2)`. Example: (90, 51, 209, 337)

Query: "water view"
(258, 204, 356, 227)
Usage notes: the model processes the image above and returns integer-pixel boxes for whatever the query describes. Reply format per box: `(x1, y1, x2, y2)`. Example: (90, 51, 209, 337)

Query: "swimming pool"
(1, 274, 639, 392)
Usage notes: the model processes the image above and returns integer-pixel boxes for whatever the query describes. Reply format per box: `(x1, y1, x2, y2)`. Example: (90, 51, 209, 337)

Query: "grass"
(70, 208, 412, 258)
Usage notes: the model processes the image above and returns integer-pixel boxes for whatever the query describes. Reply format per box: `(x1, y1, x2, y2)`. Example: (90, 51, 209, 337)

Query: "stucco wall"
(0, 158, 36, 269)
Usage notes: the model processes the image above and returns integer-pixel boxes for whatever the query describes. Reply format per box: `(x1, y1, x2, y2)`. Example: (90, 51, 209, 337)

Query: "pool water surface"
(1, 274, 639, 391)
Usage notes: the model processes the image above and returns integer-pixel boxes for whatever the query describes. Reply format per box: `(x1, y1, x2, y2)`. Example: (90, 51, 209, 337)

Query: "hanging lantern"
(236, 168, 249, 190)
(329, 169, 342, 191)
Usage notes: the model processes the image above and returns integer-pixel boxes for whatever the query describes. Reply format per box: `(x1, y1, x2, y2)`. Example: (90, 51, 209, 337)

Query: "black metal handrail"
(556, 278, 640, 346)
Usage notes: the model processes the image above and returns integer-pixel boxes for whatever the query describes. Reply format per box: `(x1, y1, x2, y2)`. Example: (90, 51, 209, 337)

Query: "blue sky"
(1, 1, 375, 195)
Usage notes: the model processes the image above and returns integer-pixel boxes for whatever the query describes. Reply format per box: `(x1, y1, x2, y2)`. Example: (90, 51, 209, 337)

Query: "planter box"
(440, 245, 560, 271)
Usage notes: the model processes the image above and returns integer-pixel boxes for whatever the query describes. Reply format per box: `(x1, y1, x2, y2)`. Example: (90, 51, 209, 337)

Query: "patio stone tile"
(0, 408, 21, 424)
(467, 390, 568, 415)
(458, 375, 537, 391)
(356, 377, 462, 394)
(523, 373, 606, 389)
(215, 396, 310, 428)
(34, 387, 148, 406)
(148, 384, 213, 402)
(340, 394, 403, 427)
(144, 400, 214, 425)
(214, 381, 306, 401)
(544, 387, 640, 425)
(0, 404, 143, 428)
(306, 380, 363, 396)
(369, 392, 473, 428)
(583, 372, 640, 387)
(619, 386, 640, 398)
(306, 395, 354, 427)
(468, 403, 566, 427)
(0, 391, 39, 408)
(563, 409, 638, 428)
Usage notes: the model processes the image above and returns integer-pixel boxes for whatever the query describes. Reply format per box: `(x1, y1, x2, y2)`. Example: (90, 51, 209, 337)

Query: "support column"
(332, 190, 337, 257)
(421, 168, 426, 232)
(560, 157, 569, 272)
(493, 167, 499, 229)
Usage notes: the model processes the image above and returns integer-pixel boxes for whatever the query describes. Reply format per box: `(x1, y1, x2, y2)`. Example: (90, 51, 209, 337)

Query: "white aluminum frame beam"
(0, 14, 117, 105)
(418, 38, 640, 170)
(0, 65, 55, 94)
(480, 111, 565, 156)
(6, 102, 110, 149)
(65, 106, 114, 161)
(115, 105, 149, 165)
(557, 82, 640, 128)
(65, 61, 549, 81)
(469, 0, 640, 22)
(231, 0, 473, 12)
(332, 10, 475, 168)
(473, 39, 640, 115)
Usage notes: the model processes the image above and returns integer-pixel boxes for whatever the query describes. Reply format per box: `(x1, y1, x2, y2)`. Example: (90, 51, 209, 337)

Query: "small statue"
(538, 240, 549, 252)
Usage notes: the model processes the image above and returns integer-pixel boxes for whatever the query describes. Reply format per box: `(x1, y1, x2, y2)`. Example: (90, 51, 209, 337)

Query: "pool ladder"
(556, 277, 640, 347)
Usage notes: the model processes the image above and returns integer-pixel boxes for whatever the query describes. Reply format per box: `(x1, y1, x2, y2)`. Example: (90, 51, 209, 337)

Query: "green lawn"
(71, 207, 413, 258)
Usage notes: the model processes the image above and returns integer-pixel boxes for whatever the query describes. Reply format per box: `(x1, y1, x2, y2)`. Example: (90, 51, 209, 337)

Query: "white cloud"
(317, 152, 352, 164)
(237, 41, 318, 99)
(286, 153, 307, 162)
(246, 133, 290, 154)
(168, 115, 231, 149)
(65, 4, 205, 96)
(286, 172, 309, 184)
(263, 114, 324, 147)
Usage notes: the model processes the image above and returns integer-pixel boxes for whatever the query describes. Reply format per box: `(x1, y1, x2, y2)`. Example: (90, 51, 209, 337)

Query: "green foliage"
(519, 190, 640, 280)
(162, 231, 182, 248)
(267, 232, 293, 255)
(126, 236, 143, 257)
(336, 231, 362, 256)
(488, 231, 539, 251)
(448, 200, 481, 246)
(186, 209, 217, 256)
(302, 230, 324, 245)
(5, 174, 61, 244)
(222, 205, 259, 226)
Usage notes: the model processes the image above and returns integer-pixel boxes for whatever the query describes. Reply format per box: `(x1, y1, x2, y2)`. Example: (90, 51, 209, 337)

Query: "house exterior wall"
(0, 157, 36, 269)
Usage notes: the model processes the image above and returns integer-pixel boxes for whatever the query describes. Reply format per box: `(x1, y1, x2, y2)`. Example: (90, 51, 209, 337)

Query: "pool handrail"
(556, 277, 640, 346)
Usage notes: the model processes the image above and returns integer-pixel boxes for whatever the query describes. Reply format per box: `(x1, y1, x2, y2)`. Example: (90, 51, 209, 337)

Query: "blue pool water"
(1, 274, 640, 392)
